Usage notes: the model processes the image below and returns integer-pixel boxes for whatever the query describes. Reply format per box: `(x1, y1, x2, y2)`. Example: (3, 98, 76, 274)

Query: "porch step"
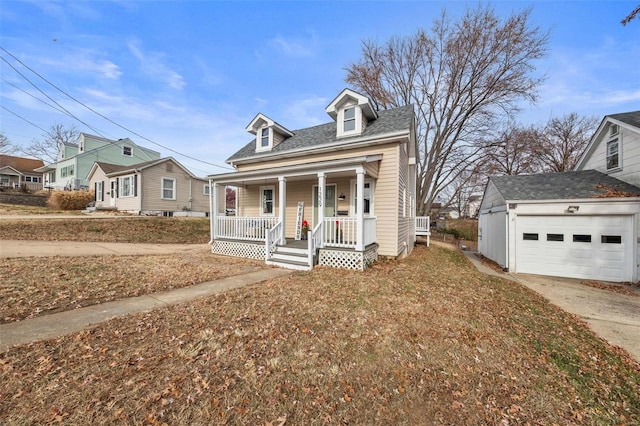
(267, 245, 312, 271)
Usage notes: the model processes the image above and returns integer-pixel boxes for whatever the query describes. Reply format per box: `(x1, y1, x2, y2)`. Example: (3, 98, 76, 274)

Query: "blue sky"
(1, 1, 638, 176)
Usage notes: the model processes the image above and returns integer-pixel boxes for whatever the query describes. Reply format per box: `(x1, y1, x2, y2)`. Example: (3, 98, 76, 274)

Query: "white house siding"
(396, 144, 412, 258)
(233, 142, 404, 257)
(89, 167, 110, 209)
(579, 124, 640, 187)
(114, 173, 141, 212)
(478, 182, 509, 268)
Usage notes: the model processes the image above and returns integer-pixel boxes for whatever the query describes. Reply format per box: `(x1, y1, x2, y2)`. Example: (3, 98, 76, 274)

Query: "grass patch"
(1, 246, 638, 424)
(0, 217, 210, 243)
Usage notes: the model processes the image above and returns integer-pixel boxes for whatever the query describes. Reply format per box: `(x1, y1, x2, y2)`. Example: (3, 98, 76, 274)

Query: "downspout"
(138, 172, 143, 215)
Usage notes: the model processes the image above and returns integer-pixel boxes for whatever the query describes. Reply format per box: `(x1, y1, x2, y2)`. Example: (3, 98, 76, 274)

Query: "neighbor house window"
(162, 178, 176, 200)
(343, 107, 356, 132)
(60, 165, 74, 178)
(606, 138, 619, 170)
(95, 181, 104, 202)
(49, 171, 56, 183)
(123, 146, 133, 157)
(260, 186, 274, 215)
(118, 175, 136, 197)
(203, 184, 210, 195)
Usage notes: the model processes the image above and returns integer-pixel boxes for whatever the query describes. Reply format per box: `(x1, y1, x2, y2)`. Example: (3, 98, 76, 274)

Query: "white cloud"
(281, 95, 328, 128)
(127, 41, 186, 90)
(268, 33, 317, 58)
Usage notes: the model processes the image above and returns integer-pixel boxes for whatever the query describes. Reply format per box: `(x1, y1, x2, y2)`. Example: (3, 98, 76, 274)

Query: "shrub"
(48, 190, 95, 210)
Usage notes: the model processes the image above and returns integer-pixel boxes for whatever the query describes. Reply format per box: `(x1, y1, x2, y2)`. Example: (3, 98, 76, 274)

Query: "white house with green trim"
(35, 133, 160, 190)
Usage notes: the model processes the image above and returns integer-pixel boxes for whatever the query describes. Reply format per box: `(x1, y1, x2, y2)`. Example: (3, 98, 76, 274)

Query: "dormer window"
(261, 128, 270, 148)
(344, 107, 356, 132)
(123, 146, 133, 157)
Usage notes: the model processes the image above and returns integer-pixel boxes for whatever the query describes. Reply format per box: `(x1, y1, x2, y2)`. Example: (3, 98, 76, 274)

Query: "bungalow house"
(0, 154, 44, 191)
(208, 89, 418, 270)
(478, 111, 640, 283)
(87, 157, 209, 216)
(35, 133, 161, 190)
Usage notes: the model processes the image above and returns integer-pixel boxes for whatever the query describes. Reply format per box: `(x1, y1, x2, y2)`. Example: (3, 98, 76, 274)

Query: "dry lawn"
(0, 253, 262, 323)
(0, 217, 209, 243)
(2, 246, 639, 425)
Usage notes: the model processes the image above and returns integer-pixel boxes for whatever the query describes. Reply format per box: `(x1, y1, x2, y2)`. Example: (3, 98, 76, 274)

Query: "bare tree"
(19, 124, 79, 164)
(533, 113, 598, 172)
(443, 162, 488, 218)
(483, 124, 541, 176)
(346, 5, 548, 214)
(0, 132, 16, 155)
(622, 5, 640, 25)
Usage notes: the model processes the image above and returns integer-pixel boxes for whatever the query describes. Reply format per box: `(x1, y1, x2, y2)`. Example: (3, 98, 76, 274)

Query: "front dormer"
(325, 89, 378, 138)
(246, 113, 293, 152)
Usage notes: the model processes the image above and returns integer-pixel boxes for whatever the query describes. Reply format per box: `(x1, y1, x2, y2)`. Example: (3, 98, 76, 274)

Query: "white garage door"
(515, 215, 634, 282)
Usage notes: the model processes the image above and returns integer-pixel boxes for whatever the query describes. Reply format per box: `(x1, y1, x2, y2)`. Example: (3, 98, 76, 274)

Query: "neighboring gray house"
(35, 133, 161, 190)
(478, 111, 640, 283)
(87, 157, 209, 216)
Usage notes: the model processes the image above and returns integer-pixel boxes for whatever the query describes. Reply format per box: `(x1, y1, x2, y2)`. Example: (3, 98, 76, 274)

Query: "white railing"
(265, 221, 283, 260)
(308, 222, 322, 265)
(215, 216, 279, 241)
(364, 217, 377, 247)
(415, 216, 431, 246)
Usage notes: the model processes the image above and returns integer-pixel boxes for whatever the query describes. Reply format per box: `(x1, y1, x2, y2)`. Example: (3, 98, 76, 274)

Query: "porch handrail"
(308, 221, 322, 265)
(265, 221, 283, 261)
(215, 216, 279, 241)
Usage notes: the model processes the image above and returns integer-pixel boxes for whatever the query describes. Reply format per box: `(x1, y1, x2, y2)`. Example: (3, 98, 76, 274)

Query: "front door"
(109, 180, 117, 207)
(312, 184, 336, 226)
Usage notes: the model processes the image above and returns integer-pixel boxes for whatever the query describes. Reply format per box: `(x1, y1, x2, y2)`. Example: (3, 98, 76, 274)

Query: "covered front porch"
(208, 156, 381, 270)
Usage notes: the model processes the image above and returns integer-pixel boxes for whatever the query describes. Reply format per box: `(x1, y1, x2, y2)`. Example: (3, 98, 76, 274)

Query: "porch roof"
(208, 154, 382, 186)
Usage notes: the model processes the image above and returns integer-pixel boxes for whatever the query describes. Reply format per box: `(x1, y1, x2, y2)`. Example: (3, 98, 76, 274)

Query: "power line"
(1, 46, 232, 171)
(1, 105, 49, 133)
(1, 76, 70, 116)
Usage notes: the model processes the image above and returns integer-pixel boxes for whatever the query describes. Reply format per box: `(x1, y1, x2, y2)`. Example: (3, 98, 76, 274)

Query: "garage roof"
(490, 170, 640, 201)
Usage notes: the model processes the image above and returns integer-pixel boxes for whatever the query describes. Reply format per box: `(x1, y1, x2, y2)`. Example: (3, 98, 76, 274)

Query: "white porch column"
(317, 172, 326, 247)
(356, 167, 365, 251)
(278, 176, 286, 245)
(210, 180, 218, 243)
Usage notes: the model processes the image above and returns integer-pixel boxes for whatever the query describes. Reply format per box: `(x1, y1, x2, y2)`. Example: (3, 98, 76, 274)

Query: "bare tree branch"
(345, 5, 548, 214)
(621, 5, 640, 25)
(18, 124, 79, 164)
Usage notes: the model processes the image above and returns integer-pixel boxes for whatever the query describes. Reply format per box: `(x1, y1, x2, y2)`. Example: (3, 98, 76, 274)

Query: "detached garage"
(478, 170, 640, 283)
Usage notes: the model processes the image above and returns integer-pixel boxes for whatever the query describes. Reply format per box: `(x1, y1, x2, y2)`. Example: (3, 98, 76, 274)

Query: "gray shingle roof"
(95, 160, 158, 175)
(490, 170, 640, 201)
(227, 104, 414, 163)
(609, 110, 640, 128)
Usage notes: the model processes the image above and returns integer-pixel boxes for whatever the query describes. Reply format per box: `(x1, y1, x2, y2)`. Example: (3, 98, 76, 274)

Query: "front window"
(261, 186, 275, 216)
(162, 178, 176, 200)
(49, 171, 56, 183)
(352, 180, 374, 215)
(119, 176, 132, 197)
(96, 181, 104, 201)
(343, 107, 356, 132)
(606, 138, 619, 170)
(123, 146, 133, 157)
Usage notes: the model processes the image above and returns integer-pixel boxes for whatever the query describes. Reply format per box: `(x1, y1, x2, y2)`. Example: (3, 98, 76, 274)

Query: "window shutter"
(101, 181, 105, 201)
(133, 175, 138, 197)
(94, 182, 98, 201)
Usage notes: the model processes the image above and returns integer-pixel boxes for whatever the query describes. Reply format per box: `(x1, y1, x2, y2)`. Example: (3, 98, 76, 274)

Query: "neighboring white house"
(207, 88, 417, 271)
(478, 111, 640, 283)
(35, 133, 161, 190)
(0, 154, 44, 191)
(87, 157, 209, 216)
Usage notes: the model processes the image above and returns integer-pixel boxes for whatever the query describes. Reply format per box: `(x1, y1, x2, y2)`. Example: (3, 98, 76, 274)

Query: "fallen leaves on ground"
(0, 253, 262, 322)
(1, 246, 639, 425)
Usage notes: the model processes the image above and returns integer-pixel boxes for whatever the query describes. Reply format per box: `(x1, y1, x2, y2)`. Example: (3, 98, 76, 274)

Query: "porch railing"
(308, 222, 322, 265)
(265, 221, 283, 260)
(322, 216, 377, 249)
(415, 216, 431, 246)
(215, 216, 279, 241)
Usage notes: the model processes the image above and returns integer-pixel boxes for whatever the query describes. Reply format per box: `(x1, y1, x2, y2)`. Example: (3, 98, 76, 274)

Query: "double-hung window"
(162, 178, 176, 200)
(606, 138, 619, 170)
(260, 186, 274, 216)
(203, 184, 210, 196)
(352, 180, 374, 216)
(119, 176, 133, 197)
(343, 107, 356, 132)
(261, 128, 270, 148)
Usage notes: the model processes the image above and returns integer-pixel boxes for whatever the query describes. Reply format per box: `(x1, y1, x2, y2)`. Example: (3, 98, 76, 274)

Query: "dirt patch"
(1, 246, 639, 424)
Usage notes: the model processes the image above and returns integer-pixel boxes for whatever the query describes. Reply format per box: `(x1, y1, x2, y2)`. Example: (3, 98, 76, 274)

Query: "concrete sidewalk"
(0, 268, 292, 352)
(0, 240, 211, 257)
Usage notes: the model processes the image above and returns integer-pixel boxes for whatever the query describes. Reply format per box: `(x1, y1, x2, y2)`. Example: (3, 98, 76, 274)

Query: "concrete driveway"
(513, 273, 640, 363)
